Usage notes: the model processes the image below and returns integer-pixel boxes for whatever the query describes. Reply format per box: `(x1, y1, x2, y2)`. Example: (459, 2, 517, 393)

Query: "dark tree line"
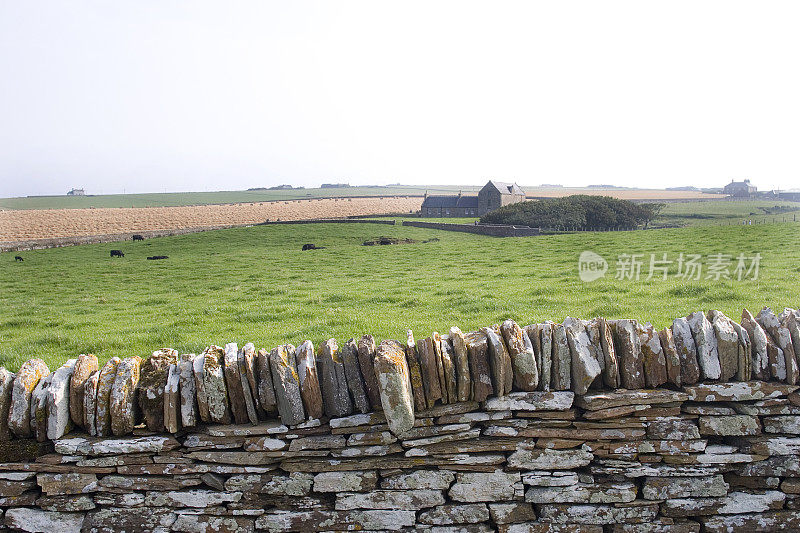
(480, 195, 665, 230)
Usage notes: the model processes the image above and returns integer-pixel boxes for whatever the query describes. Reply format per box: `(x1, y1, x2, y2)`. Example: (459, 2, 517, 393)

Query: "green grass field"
(2, 220, 798, 371)
(658, 199, 800, 226)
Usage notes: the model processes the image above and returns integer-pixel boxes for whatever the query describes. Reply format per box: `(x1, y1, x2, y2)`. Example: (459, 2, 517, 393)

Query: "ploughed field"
(0, 196, 423, 242)
(1, 221, 798, 370)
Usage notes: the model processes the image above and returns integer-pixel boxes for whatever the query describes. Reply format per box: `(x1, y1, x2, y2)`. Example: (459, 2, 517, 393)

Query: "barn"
(419, 180, 527, 217)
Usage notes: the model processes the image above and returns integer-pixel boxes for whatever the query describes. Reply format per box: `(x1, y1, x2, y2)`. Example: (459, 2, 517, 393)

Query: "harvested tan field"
(526, 188, 725, 200)
(0, 196, 423, 242)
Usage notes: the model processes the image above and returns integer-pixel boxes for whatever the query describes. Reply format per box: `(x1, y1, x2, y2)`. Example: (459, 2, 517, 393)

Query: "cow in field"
(14, 256, 23, 262)
(302, 244, 324, 250)
(110, 250, 124, 258)
(147, 255, 168, 260)
(132, 234, 144, 241)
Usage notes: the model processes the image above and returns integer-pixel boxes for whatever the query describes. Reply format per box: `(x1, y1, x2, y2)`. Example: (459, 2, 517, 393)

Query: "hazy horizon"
(2, 2, 799, 198)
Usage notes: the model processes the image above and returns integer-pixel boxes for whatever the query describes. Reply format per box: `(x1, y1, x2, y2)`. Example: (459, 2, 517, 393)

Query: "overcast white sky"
(1, 2, 799, 197)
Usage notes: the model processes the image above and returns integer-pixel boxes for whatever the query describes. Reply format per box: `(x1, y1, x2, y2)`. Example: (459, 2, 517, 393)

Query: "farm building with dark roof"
(419, 180, 527, 217)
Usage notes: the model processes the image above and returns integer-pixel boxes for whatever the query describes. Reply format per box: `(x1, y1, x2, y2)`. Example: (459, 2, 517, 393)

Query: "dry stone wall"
(1, 307, 800, 532)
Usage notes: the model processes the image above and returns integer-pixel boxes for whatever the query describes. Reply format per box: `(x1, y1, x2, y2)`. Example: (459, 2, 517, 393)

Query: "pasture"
(2, 220, 798, 371)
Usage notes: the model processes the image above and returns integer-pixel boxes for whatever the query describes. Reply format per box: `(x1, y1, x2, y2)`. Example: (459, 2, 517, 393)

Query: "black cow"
(110, 250, 124, 258)
(302, 244, 324, 251)
(147, 255, 168, 260)
(132, 234, 144, 241)
(14, 256, 23, 262)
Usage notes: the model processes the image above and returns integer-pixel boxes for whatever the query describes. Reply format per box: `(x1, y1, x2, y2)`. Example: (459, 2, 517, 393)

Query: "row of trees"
(480, 195, 665, 230)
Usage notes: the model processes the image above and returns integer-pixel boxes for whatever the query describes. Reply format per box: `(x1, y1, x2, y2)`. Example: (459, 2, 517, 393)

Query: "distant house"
(419, 180, 526, 217)
(67, 188, 85, 196)
(723, 179, 757, 197)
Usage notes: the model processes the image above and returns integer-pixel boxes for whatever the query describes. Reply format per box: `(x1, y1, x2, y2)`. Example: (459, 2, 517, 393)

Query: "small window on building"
(445, 209, 450, 215)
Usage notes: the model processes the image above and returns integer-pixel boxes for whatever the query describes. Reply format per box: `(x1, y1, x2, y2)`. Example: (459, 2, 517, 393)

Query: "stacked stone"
(1, 381, 800, 532)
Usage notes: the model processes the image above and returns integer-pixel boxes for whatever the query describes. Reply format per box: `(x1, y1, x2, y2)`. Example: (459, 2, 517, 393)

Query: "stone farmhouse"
(420, 180, 526, 217)
(723, 179, 757, 197)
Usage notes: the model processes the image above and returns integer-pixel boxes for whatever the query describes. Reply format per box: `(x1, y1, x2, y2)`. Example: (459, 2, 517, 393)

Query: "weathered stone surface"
(661, 490, 785, 516)
(37, 472, 98, 495)
(419, 503, 491, 525)
(687, 311, 722, 380)
(551, 323, 572, 391)
(164, 363, 180, 433)
(440, 335, 458, 403)
(672, 317, 701, 385)
(172, 514, 254, 533)
(94, 357, 121, 437)
(238, 342, 263, 420)
(192, 351, 210, 424)
(502, 320, 539, 391)
(489, 502, 537, 524)
(335, 488, 445, 510)
(646, 418, 700, 440)
(143, 489, 242, 507)
(685, 381, 797, 402)
(294, 340, 323, 420)
(564, 318, 601, 395)
(526, 482, 637, 504)
(593, 318, 619, 389)
(576, 389, 688, 410)
(382, 469, 455, 489)
(537, 322, 554, 391)
(637, 322, 667, 388)
(611, 319, 645, 389)
(46, 358, 78, 440)
(374, 340, 415, 435)
(319, 338, 353, 418)
(508, 446, 593, 470)
(731, 320, 753, 382)
(701, 511, 800, 533)
(656, 327, 681, 387)
(404, 330, 428, 410)
(138, 348, 177, 431)
(223, 343, 249, 424)
(537, 503, 658, 525)
(418, 334, 444, 408)
(178, 354, 198, 429)
(642, 474, 728, 499)
(108, 356, 141, 437)
(55, 434, 179, 455)
(4, 507, 85, 533)
(742, 308, 770, 381)
(69, 353, 98, 429)
(506, 524, 603, 533)
(0, 367, 15, 441)
(268, 344, 305, 426)
(29, 373, 52, 442)
(200, 346, 231, 425)
(483, 326, 514, 397)
(758, 306, 799, 384)
(256, 509, 416, 532)
(242, 435, 287, 451)
(485, 391, 574, 411)
(84, 507, 177, 532)
(763, 415, 800, 434)
(465, 330, 493, 402)
(449, 471, 521, 502)
(449, 326, 473, 402)
(357, 334, 382, 409)
(255, 347, 278, 417)
(36, 494, 95, 512)
(707, 310, 740, 381)
(314, 470, 378, 492)
(82, 371, 99, 436)
(9, 358, 49, 437)
(699, 414, 761, 436)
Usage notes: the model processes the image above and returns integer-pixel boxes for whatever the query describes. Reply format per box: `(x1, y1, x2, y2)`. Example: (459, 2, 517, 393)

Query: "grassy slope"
(658, 200, 800, 226)
(2, 220, 798, 370)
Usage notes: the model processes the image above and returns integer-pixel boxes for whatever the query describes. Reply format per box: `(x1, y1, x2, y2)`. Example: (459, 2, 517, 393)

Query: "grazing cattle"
(147, 255, 168, 260)
(132, 234, 144, 241)
(110, 250, 124, 258)
(302, 244, 324, 251)
(14, 256, 23, 262)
